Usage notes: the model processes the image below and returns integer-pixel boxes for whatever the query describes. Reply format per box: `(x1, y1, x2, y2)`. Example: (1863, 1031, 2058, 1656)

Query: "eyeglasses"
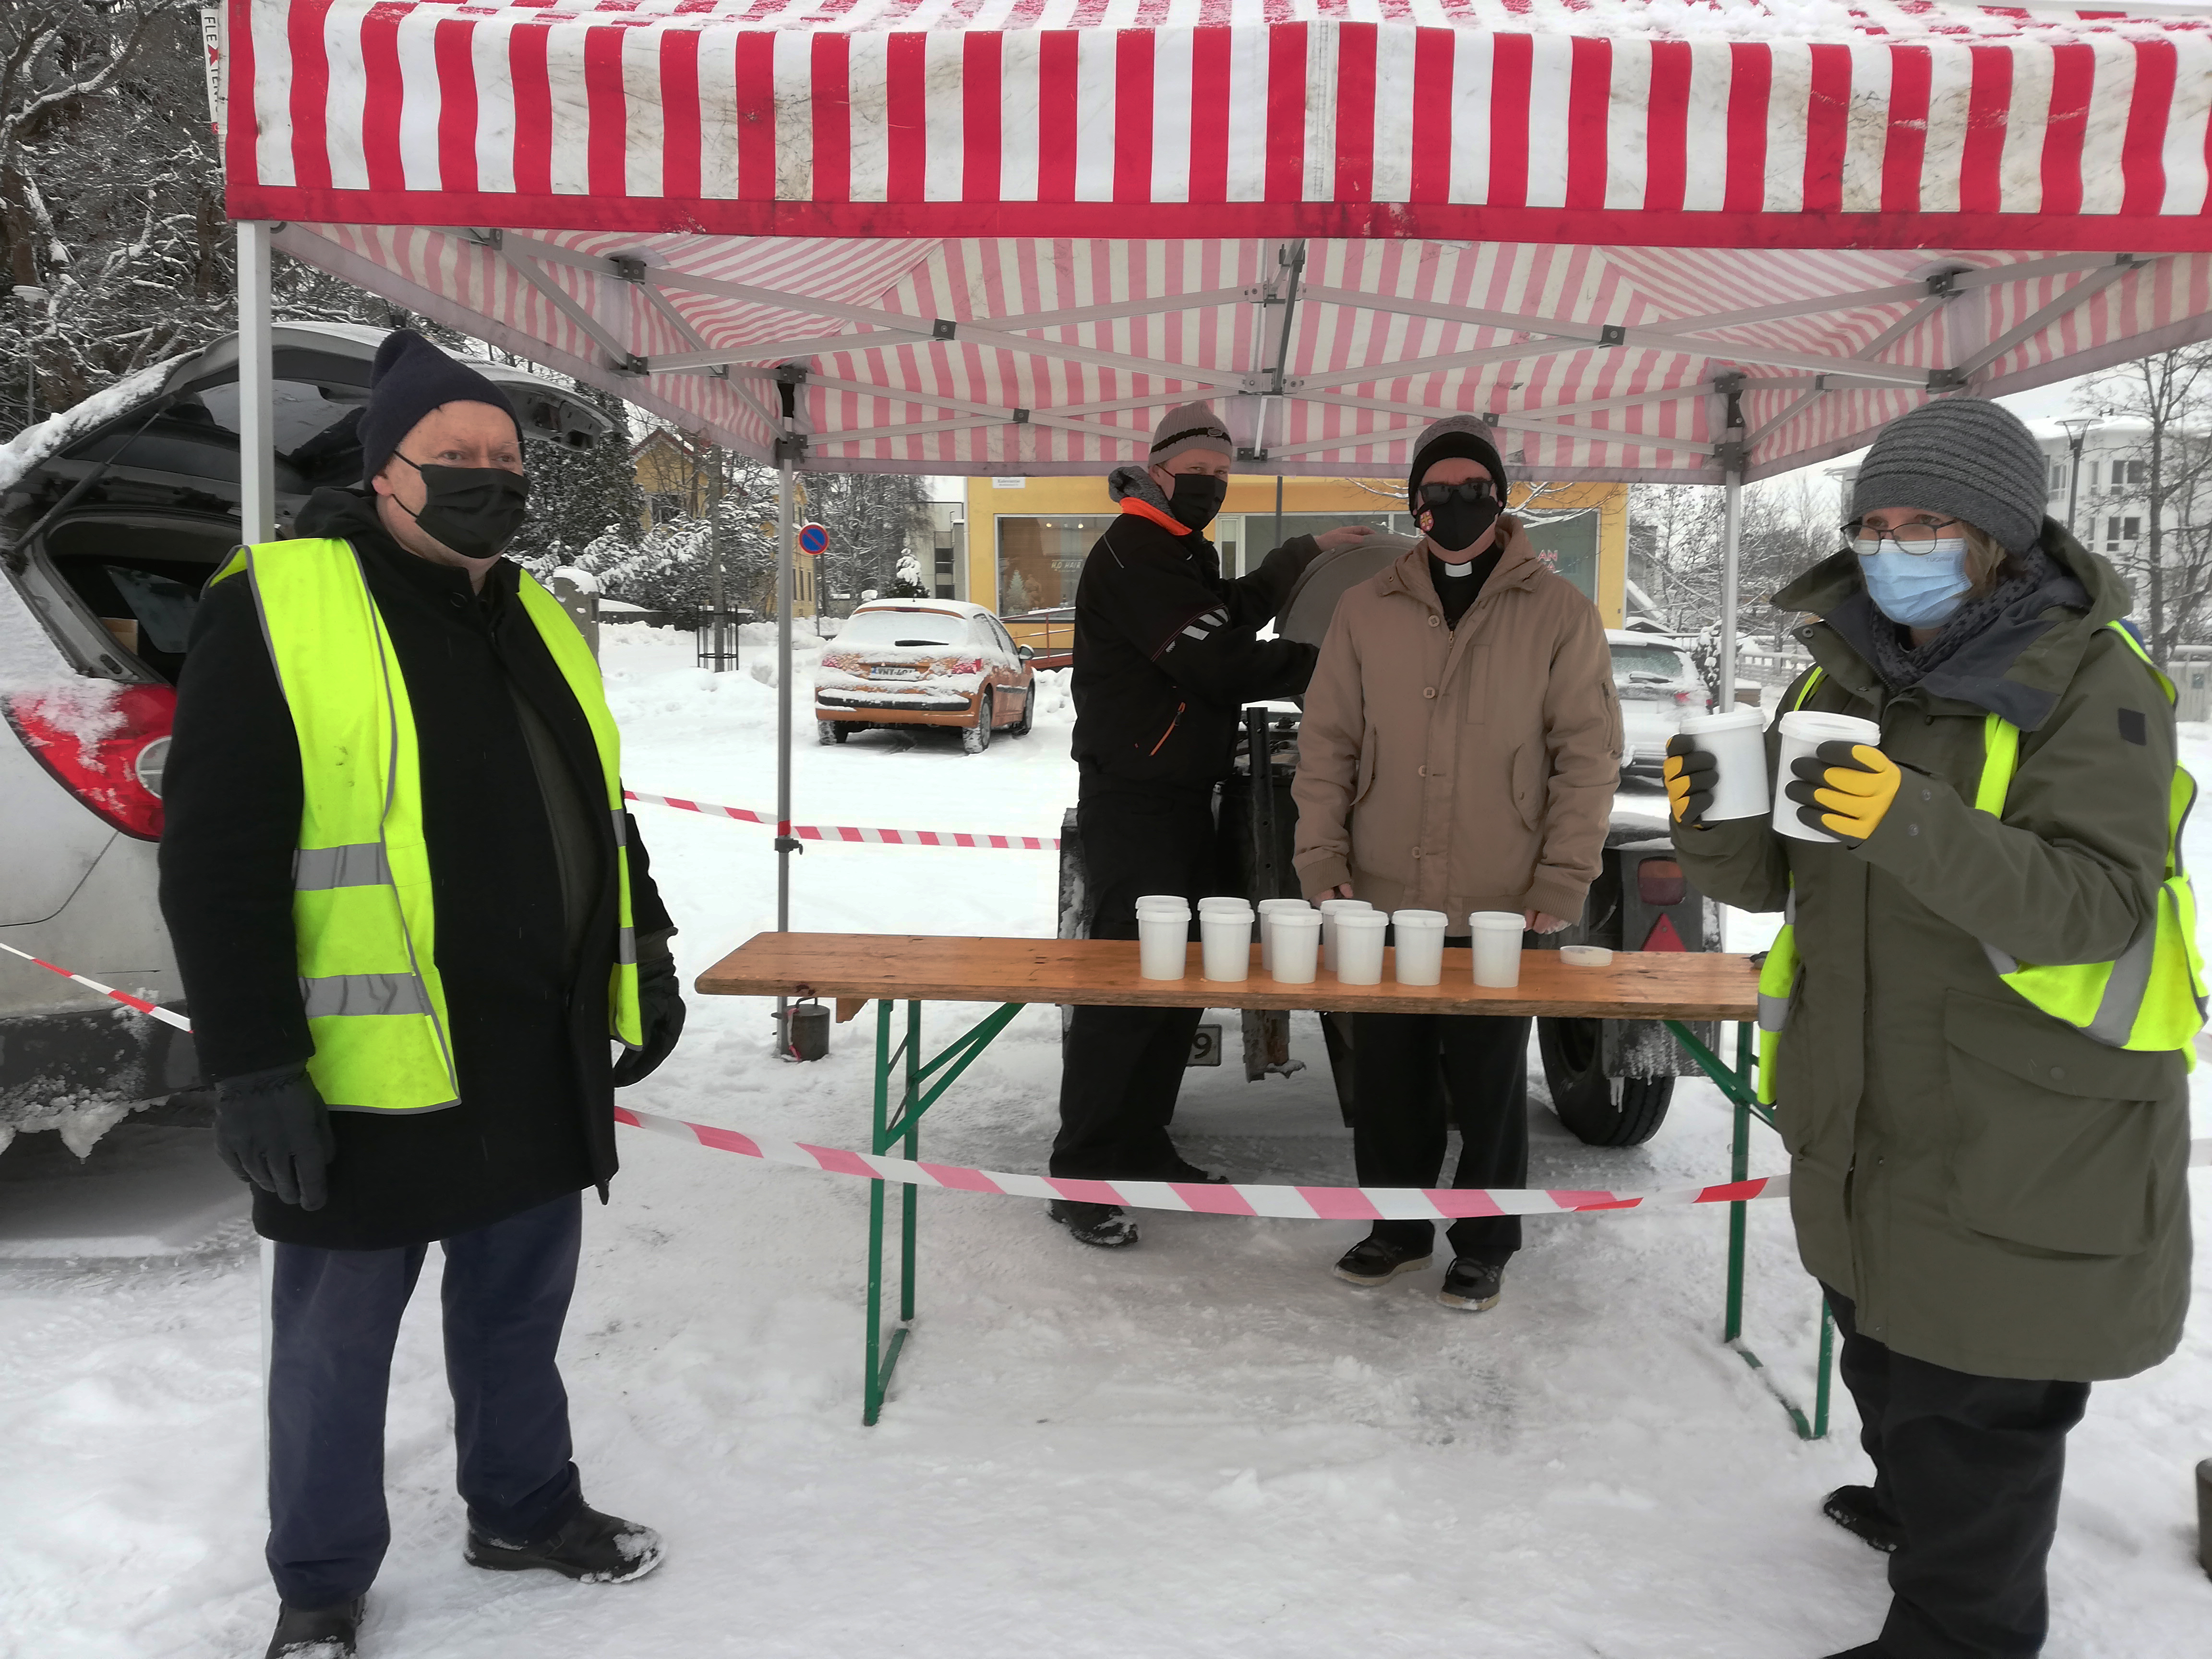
(1419, 481, 1496, 507)
(1841, 517, 1963, 556)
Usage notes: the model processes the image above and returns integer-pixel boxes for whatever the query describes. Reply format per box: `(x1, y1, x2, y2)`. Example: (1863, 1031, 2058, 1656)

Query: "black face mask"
(1418, 481, 1500, 554)
(1164, 472, 1228, 532)
(394, 454, 529, 561)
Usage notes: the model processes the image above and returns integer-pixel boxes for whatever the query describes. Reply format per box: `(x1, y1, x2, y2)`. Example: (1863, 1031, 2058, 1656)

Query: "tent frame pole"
(238, 222, 276, 546)
(774, 458, 795, 1044)
(1717, 465, 1743, 712)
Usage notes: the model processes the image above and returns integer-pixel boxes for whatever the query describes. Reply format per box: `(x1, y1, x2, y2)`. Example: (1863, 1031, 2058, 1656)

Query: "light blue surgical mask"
(1860, 537, 1972, 628)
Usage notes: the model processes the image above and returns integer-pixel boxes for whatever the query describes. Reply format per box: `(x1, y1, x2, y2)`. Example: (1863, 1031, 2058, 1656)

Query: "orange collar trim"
(1118, 496, 1191, 537)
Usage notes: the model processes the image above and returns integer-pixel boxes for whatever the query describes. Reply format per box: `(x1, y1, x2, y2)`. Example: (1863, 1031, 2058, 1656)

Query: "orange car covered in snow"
(814, 599, 1038, 755)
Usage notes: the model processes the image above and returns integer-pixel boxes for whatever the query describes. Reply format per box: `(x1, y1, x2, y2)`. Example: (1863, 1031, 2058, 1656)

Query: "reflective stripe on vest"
(212, 539, 643, 1111)
(1970, 622, 2207, 1053)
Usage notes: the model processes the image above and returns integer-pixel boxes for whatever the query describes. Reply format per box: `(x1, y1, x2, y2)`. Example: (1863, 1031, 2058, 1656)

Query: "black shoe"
(1821, 1484, 1904, 1553)
(465, 1504, 665, 1584)
(1047, 1199, 1139, 1247)
(265, 1596, 363, 1659)
(1333, 1236, 1433, 1286)
(1438, 1258, 1504, 1310)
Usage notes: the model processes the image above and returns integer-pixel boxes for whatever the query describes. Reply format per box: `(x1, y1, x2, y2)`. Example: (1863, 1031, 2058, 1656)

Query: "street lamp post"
(2058, 417, 2100, 542)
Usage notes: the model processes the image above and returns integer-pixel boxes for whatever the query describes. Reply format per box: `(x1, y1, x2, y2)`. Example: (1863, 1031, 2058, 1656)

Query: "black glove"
(214, 1066, 335, 1210)
(613, 949, 686, 1087)
(1663, 734, 1719, 828)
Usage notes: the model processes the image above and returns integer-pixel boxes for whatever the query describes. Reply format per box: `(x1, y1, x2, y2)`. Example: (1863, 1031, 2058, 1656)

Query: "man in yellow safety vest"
(158, 331, 685, 1659)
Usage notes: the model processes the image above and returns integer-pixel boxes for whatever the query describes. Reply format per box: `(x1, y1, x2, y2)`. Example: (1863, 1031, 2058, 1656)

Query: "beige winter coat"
(1291, 525, 1622, 923)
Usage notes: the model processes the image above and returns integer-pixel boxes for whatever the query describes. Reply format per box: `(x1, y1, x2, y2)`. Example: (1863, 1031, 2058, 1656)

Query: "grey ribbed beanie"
(1148, 401, 1234, 466)
(1850, 399, 2049, 555)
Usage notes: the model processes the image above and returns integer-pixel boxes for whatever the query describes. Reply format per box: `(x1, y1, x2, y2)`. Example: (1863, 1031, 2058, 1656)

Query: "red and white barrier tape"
(0, 942, 193, 1032)
(614, 1103, 1793, 1218)
(625, 789, 1058, 852)
(11, 947, 2209, 1215)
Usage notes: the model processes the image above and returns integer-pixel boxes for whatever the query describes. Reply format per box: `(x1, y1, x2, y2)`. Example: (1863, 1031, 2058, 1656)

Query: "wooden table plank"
(695, 932, 1758, 1021)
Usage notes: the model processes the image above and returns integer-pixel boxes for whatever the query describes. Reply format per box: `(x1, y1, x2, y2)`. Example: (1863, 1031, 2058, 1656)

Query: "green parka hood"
(1772, 520, 2128, 733)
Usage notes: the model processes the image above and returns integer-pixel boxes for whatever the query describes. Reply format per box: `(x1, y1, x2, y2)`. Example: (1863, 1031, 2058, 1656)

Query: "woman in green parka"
(1663, 399, 2193, 1659)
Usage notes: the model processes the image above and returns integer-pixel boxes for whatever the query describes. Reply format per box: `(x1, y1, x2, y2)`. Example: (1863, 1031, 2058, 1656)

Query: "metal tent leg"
(237, 222, 276, 546)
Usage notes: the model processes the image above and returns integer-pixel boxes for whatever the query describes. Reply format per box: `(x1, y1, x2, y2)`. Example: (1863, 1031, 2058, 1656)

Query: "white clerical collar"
(1443, 560, 1474, 578)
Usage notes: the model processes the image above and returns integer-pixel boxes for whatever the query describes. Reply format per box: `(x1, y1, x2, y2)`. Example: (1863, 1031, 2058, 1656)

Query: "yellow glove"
(1783, 741, 1899, 845)
(1662, 735, 1718, 827)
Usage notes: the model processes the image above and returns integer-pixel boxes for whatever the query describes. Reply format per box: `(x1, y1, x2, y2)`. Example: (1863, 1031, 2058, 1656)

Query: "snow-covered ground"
(2, 625, 2209, 1658)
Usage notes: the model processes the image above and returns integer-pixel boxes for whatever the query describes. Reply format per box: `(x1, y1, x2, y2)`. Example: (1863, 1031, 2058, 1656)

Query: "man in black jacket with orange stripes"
(1050, 402, 1371, 1247)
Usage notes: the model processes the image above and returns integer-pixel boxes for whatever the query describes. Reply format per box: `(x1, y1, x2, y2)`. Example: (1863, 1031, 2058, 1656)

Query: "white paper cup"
(1257, 899, 1311, 973)
(1773, 711, 1884, 844)
(1136, 894, 1190, 913)
(1200, 904, 1256, 982)
(1676, 707, 1769, 823)
(1334, 910, 1388, 985)
(1270, 909, 1322, 984)
(1137, 909, 1190, 980)
(1390, 909, 1449, 986)
(1318, 899, 1373, 974)
(1468, 910, 1526, 988)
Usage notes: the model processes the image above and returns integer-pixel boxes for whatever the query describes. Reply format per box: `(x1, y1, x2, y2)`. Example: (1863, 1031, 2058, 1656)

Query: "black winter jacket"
(1070, 504, 1322, 792)
(157, 489, 674, 1250)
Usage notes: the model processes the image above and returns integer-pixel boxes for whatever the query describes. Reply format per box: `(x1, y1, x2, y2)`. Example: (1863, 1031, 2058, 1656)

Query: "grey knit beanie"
(1148, 401, 1234, 466)
(1407, 413, 1508, 504)
(1850, 399, 2049, 555)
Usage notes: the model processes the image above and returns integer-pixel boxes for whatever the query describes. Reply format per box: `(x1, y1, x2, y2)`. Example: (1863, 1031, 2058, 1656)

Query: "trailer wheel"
(1537, 1017, 1673, 1147)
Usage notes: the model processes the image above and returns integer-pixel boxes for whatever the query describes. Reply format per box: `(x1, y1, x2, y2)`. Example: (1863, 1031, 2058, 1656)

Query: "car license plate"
(870, 666, 921, 680)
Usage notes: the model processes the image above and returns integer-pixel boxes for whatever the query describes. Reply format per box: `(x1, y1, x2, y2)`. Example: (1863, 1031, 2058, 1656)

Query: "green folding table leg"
(1666, 1017, 1831, 1440)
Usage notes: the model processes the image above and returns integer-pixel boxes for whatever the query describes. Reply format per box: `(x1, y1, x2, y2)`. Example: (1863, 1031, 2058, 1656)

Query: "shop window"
(996, 515, 1116, 613)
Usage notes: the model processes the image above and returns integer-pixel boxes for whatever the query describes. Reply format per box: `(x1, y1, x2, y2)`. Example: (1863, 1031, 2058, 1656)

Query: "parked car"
(1000, 604, 1073, 672)
(815, 599, 1037, 754)
(1609, 629, 1709, 777)
(0, 324, 607, 1148)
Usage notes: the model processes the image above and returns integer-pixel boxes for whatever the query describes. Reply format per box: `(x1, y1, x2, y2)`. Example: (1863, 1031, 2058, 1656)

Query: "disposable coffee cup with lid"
(1675, 707, 1769, 823)
(1772, 711, 1883, 844)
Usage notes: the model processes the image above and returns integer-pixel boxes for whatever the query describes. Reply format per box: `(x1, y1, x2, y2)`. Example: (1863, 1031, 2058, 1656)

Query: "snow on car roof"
(851, 599, 996, 619)
(1606, 629, 1692, 648)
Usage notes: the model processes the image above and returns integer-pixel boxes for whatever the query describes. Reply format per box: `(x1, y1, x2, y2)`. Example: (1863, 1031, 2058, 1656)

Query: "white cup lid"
(1335, 909, 1387, 929)
(1318, 899, 1374, 913)
(1468, 910, 1525, 929)
(1678, 707, 1763, 734)
(1391, 909, 1449, 926)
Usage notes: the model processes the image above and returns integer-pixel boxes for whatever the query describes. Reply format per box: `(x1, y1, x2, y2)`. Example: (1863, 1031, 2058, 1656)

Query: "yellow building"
(965, 474, 1632, 627)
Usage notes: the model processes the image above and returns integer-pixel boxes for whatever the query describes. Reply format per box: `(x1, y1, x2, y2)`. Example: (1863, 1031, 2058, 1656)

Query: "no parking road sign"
(797, 522, 828, 555)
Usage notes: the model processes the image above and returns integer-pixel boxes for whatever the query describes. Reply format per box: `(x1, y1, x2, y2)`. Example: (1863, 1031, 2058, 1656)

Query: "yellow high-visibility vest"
(1755, 625, 2203, 1107)
(210, 538, 644, 1113)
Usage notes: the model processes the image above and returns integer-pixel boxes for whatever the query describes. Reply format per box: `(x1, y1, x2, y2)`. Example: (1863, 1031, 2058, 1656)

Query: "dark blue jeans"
(266, 1190, 585, 1610)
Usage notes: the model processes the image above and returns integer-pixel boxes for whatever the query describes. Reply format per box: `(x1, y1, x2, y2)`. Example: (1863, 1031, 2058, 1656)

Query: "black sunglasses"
(1418, 480, 1496, 507)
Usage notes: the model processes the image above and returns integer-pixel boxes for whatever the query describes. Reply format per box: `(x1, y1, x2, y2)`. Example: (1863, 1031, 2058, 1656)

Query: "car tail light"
(1673, 690, 1695, 705)
(4, 683, 176, 840)
(947, 656, 983, 675)
(1635, 859, 1686, 907)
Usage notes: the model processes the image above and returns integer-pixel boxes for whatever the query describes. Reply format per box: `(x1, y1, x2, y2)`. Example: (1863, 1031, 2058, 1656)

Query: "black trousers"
(1052, 781, 1219, 1180)
(266, 1191, 586, 1609)
(1350, 1009, 1531, 1263)
(1826, 1288, 2089, 1659)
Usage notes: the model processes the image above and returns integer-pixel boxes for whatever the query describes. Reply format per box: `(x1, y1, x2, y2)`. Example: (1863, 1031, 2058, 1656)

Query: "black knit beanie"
(1407, 414, 1508, 506)
(1850, 398, 2049, 556)
(358, 329, 522, 486)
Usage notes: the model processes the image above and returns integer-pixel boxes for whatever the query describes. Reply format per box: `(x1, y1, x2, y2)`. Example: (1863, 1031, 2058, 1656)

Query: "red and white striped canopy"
(233, 0, 2212, 480)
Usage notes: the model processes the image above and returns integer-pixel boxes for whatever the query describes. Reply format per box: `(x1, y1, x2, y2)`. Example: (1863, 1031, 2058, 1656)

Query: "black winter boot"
(1047, 1200, 1139, 1247)
(1438, 1257, 1504, 1310)
(465, 1504, 665, 1584)
(1333, 1236, 1432, 1286)
(1821, 1483, 1904, 1553)
(265, 1596, 363, 1658)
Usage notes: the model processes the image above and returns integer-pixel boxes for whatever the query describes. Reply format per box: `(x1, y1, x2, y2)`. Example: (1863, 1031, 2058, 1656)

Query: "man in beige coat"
(1292, 415, 1620, 1310)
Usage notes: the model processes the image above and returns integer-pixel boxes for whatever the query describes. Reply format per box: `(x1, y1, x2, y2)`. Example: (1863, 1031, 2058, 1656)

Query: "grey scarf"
(1863, 547, 2052, 690)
